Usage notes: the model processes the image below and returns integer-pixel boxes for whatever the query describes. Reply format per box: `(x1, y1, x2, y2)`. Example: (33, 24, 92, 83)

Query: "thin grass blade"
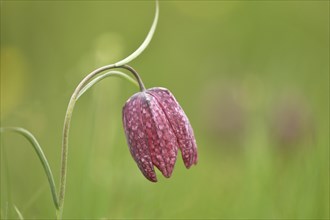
(13, 205, 24, 220)
(0, 127, 59, 210)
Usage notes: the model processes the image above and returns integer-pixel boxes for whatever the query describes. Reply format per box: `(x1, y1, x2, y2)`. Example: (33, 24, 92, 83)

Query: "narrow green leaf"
(0, 127, 59, 210)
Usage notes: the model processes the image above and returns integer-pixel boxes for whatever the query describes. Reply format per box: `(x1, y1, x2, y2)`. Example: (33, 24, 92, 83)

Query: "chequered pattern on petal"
(123, 87, 198, 182)
(122, 93, 157, 182)
(147, 88, 198, 168)
(140, 93, 178, 178)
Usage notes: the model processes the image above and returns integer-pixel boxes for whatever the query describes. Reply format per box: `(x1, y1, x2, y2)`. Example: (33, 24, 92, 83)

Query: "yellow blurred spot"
(94, 32, 124, 66)
(0, 47, 28, 119)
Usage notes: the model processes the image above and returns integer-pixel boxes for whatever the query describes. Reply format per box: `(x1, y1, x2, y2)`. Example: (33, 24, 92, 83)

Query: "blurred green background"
(1, 1, 329, 219)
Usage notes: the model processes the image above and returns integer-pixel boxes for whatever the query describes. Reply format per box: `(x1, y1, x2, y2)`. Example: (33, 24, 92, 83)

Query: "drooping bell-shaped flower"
(122, 87, 198, 182)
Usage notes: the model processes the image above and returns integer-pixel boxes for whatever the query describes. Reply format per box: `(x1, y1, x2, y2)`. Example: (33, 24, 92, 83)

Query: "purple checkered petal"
(140, 93, 178, 178)
(122, 93, 157, 182)
(147, 87, 198, 168)
(123, 86, 198, 182)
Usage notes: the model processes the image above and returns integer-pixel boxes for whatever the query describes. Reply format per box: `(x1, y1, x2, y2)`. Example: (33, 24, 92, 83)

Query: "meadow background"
(1, 1, 329, 219)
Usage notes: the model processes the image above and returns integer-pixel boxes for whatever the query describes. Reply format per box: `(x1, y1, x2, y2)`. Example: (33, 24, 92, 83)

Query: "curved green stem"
(0, 127, 59, 210)
(58, 63, 113, 218)
(58, 65, 144, 218)
(77, 70, 138, 100)
(115, 0, 159, 67)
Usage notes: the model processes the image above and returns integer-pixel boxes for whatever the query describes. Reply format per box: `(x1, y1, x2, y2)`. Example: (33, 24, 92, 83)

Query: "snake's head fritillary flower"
(122, 87, 198, 182)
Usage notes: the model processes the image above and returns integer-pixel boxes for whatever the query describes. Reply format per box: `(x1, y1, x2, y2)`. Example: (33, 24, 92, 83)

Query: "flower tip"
(163, 170, 173, 179)
(149, 177, 158, 183)
(194, 159, 198, 165)
(184, 163, 192, 169)
(145, 173, 158, 182)
(194, 155, 198, 165)
(183, 155, 198, 169)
